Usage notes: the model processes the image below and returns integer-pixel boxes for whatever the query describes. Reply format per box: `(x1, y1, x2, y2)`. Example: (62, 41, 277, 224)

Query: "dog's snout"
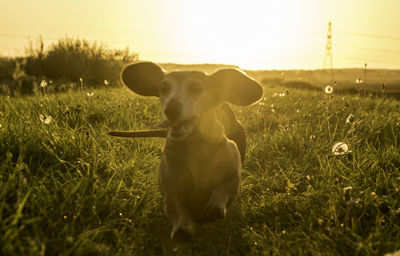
(164, 99, 182, 121)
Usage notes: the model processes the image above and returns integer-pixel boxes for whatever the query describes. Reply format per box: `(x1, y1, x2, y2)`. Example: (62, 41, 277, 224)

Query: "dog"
(113, 62, 263, 239)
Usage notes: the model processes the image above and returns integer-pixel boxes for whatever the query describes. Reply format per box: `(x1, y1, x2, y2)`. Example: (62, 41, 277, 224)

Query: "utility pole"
(364, 63, 367, 95)
(323, 22, 334, 83)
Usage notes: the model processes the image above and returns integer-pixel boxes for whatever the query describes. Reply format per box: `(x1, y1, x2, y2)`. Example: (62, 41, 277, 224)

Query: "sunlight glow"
(176, 0, 310, 69)
(1, 0, 400, 69)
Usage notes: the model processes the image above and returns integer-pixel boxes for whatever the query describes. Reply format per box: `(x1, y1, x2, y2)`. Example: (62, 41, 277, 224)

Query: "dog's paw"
(205, 202, 227, 220)
(171, 226, 194, 241)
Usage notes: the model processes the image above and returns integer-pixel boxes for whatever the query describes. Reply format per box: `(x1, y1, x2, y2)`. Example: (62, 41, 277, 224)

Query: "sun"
(173, 0, 308, 69)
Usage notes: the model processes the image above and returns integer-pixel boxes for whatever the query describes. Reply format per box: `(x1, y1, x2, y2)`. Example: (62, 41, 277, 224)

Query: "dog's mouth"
(156, 116, 197, 139)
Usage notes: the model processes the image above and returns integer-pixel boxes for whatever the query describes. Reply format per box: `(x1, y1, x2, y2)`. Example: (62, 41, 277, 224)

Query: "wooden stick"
(107, 129, 168, 138)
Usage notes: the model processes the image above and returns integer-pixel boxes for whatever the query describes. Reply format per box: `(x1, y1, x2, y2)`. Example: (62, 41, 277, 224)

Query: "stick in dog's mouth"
(107, 129, 168, 138)
(107, 117, 197, 139)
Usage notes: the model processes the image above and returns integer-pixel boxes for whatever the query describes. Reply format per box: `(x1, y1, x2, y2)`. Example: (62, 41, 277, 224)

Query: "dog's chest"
(164, 140, 218, 170)
(163, 138, 227, 185)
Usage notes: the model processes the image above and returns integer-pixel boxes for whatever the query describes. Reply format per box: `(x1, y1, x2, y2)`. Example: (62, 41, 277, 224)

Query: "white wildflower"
(325, 85, 333, 94)
(39, 114, 52, 124)
(332, 142, 351, 155)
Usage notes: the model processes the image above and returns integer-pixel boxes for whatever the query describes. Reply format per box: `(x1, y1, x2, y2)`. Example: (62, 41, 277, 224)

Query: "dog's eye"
(188, 81, 203, 96)
(159, 81, 171, 95)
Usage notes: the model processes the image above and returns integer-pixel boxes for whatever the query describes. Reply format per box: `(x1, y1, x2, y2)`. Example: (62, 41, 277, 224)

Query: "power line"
(0, 32, 175, 46)
(337, 55, 400, 65)
(336, 44, 400, 54)
(338, 31, 400, 41)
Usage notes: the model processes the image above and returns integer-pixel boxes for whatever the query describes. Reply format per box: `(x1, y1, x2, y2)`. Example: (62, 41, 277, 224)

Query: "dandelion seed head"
(39, 114, 52, 124)
(325, 85, 333, 94)
(40, 80, 48, 88)
(346, 114, 355, 124)
(343, 186, 353, 193)
(332, 142, 351, 155)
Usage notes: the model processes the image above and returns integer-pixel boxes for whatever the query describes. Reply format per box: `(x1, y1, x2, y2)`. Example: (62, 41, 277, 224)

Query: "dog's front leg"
(164, 195, 194, 240)
(205, 175, 240, 220)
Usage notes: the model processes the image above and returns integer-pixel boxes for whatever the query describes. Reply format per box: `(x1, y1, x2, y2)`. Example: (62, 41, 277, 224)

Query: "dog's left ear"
(120, 62, 164, 97)
(210, 69, 263, 106)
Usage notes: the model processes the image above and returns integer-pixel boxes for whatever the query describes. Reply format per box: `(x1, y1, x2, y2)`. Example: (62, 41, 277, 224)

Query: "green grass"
(1, 86, 400, 255)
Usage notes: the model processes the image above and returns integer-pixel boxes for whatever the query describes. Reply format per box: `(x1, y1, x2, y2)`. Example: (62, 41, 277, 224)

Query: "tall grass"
(1, 85, 399, 255)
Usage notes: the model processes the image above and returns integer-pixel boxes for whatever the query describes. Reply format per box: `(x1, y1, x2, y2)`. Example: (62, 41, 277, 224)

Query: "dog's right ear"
(120, 62, 164, 97)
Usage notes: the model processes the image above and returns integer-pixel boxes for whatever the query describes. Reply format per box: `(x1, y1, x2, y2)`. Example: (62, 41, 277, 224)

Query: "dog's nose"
(164, 99, 182, 121)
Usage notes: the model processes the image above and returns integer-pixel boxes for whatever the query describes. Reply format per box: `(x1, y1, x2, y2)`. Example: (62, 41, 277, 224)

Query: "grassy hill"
(1, 83, 400, 255)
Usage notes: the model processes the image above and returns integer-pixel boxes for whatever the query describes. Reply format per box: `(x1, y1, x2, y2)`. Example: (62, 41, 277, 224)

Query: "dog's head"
(121, 62, 263, 138)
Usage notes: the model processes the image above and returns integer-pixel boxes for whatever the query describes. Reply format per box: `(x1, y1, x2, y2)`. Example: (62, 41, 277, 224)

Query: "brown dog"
(116, 62, 262, 239)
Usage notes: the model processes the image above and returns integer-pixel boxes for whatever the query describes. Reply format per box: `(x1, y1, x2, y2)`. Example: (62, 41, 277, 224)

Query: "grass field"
(1, 85, 400, 255)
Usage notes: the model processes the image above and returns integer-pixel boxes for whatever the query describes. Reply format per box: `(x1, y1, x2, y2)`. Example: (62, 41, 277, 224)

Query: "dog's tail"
(107, 129, 168, 138)
(217, 103, 246, 163)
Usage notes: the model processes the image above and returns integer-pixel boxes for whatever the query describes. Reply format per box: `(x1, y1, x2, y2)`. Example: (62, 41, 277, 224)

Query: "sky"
(1, 0, 400, 70)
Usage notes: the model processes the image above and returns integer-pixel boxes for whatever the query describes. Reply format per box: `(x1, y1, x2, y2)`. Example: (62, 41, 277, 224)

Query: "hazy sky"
(1, 0, 400, 69)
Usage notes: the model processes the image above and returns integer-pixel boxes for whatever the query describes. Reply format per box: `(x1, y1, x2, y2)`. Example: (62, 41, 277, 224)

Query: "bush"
(24, 36, 138, 87)
(0, 57, 16, 82)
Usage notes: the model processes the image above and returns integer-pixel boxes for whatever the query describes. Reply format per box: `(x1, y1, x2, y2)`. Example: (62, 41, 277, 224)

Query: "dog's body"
(115, 62, 263, 239)
(159, 105, 242, 237)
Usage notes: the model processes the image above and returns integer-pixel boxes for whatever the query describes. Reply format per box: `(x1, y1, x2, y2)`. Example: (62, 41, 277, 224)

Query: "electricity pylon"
(323, 22, 334, 82)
